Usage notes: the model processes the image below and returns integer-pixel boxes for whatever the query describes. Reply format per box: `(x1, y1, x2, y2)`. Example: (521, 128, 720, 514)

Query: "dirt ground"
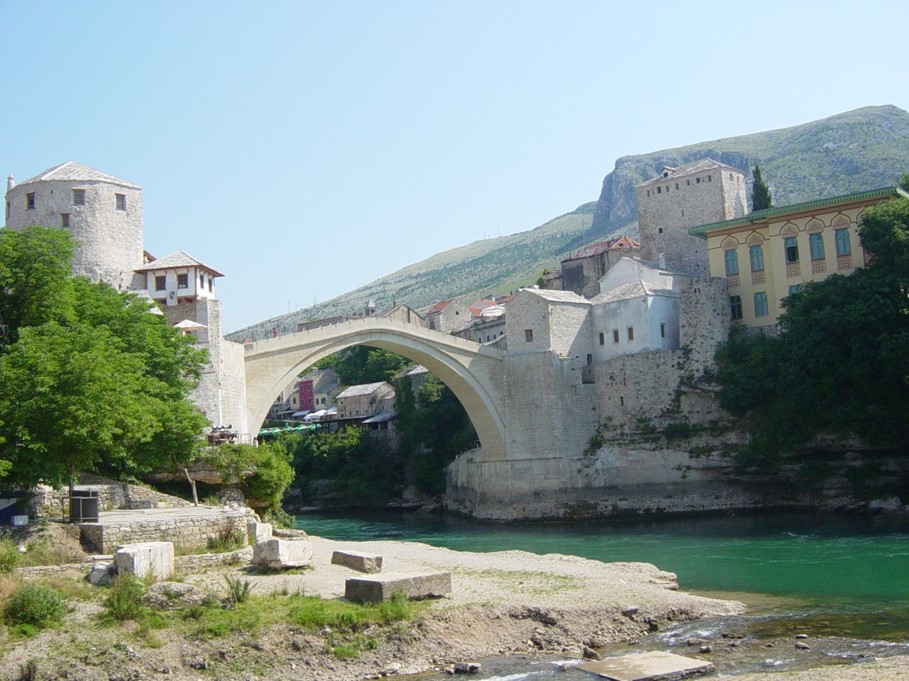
(1, 531, 907, 680)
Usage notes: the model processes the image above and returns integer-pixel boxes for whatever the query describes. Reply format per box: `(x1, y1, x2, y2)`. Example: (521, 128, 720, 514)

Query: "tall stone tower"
(636, 159, 747, 277)
(4, 161, 144, 290)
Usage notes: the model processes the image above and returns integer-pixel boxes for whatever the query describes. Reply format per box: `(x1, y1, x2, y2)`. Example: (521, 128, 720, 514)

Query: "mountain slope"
(229, 105, 909, 340)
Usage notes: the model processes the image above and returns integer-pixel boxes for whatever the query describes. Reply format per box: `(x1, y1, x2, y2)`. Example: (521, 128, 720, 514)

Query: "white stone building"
(5, 162, 144, 291)
(336, 382, 396, 420)
(3, 162, 248, 436)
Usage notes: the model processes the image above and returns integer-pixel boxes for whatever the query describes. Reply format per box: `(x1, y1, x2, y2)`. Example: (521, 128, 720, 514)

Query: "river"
(295, 510, 909, 678)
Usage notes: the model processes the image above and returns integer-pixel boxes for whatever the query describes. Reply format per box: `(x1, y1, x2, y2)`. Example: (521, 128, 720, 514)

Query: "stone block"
(344, 571, 451, 603)
(85, 562, 116, 586)
(252, 538, 312, 569)
(331, 550, 382, 574)
(114, 542, 174, 580)
(247, 520, 273, 544)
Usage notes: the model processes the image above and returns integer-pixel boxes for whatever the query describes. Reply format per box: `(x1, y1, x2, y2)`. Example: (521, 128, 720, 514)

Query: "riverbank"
(2, 534, 907, 680)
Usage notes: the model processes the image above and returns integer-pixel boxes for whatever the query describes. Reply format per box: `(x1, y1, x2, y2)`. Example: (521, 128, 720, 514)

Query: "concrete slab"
(331, 550, 383, 574)
(345, 571, 451, 603)
(577, 651, 714, 680)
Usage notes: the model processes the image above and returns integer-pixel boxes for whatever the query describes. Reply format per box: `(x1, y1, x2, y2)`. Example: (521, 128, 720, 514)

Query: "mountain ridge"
(228, 105, 909, 341)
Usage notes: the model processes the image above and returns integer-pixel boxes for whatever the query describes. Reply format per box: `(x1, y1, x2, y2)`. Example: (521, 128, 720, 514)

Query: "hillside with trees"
(230, 105, 909, 340)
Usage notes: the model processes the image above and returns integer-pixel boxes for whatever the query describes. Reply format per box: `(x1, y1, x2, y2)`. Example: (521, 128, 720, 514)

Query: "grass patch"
(102, 574, 147, 622)
(0, 538, 21, 572)
(2, 582, 66, 632)
(17, 535, 86, 567)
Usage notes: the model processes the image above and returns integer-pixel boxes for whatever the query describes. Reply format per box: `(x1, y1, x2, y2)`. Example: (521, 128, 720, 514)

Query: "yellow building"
(689, 186, 909, 329)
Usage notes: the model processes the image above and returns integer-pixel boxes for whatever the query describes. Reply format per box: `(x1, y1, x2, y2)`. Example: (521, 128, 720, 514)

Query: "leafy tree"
(716, 187, 909, 466)
(0, 227, 208, 491)
(752, 165, 772, 211)
(316, 347, 410, 385)
(0, 226, 75, 350)
(206, 443, 294, 512)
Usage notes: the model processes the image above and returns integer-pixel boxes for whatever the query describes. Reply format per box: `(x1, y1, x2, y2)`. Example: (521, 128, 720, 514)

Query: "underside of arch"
(244, 327, 506, 459)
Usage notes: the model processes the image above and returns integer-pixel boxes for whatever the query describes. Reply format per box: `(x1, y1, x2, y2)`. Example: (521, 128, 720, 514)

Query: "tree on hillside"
(715, 187, 909, 467)
(0, 227, 209, 491)
(316, 346, 410, 385)
(751, 165, 772, 211)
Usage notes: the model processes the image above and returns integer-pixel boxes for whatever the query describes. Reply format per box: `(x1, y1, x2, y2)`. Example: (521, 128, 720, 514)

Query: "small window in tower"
(675, 183, 679, 190)
(177, 273, 189, 289)
(686, 179, 690, 186)
(61, 213, 70, 228)
(599, 331, 605, 345)
(660, 322, 666, 338)
(612, 329, 619, 343)
(658, 228, 663, 234)
(696, 177, 701, 184)
(115, 193, 126, 210)
(708, 174, 712, 182)
(155, 275, 166, 291)
(26, 193, 35, 210)
(73, 189, 85, 205)
(657, 186, 661, 194)
(627, 326, 634, 341)
(200, 273, 205, 288)
(208, 277, 213, 292)
(646, 190, 650, 197)
(524, 329, 534, 343)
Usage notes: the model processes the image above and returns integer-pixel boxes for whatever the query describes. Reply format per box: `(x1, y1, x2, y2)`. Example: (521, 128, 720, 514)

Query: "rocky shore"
(1, 535, 906, 680)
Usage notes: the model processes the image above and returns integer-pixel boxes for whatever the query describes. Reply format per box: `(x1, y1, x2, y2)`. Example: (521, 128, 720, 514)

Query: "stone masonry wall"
(27, 478, 193, 520)
(79, 507, 254, 554)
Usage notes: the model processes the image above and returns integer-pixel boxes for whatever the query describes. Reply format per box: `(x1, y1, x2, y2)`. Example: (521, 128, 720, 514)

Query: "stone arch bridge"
(243, 318, 506, 457)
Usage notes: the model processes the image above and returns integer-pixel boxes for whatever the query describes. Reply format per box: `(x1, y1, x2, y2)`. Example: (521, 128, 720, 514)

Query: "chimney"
(6, 175, 14, 192)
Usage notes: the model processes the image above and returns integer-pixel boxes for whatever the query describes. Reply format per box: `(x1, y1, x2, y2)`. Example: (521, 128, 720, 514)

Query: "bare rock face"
(252, 538, 313, 569)
(143, 582, 208, 610)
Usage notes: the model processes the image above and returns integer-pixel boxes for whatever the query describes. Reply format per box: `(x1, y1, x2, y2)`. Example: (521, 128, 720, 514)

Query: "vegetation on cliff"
(715, 179, 909, 468)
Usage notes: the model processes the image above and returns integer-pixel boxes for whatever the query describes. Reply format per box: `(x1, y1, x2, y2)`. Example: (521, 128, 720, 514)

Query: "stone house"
(335, 382, 396, 421)
(505, 289, 592, 359)
(690, 185, 908, 331)
(636, 159, 748, 278)
(297, 368, 340, 413)
(424, 299, 471, 333)
(560, 236, 640, 297)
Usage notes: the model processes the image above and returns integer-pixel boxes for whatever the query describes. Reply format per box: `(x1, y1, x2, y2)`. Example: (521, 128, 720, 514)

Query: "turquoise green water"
(296, 511, 909, 610)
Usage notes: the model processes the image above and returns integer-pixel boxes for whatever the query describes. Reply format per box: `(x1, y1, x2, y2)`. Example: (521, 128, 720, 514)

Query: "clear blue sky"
(3, 1, 907, 332)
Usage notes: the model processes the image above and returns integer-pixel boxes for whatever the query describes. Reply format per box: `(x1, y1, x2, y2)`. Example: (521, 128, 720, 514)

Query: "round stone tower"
(4, 161, 144, 290)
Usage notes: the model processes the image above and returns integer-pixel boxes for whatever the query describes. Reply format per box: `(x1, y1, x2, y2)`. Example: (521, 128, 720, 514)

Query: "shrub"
(103, 574, 147, 621)
(0, 538, 21, 572)
(2, 582, 66, 630)
(206, 527, 246, 553)
(224, 576, 253, 604)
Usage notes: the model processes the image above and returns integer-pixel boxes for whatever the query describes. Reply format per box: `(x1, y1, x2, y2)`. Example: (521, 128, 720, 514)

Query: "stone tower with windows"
(635, 159, 747, 277)
(4, 161, 248, 436)
(5, 161, 144, 291)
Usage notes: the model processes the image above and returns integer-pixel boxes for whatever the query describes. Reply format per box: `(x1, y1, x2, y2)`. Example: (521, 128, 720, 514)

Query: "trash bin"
(69, 490, 99, 523)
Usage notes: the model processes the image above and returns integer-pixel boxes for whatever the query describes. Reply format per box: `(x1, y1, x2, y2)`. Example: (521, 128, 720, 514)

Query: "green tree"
(752, 165, 772, 211)
(0, 226, 75, 350)
(0, 227, 209, 490)
(316, 347, 410, 385)
(716, 187, 909, 466)
(206, 443, 294, 513)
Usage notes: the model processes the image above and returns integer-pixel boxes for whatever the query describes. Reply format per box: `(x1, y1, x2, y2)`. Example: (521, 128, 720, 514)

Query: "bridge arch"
(243, 318, 506, 458)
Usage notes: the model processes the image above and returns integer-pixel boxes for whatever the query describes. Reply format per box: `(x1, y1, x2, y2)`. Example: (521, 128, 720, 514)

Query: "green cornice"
(689, 186, 909, 238)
